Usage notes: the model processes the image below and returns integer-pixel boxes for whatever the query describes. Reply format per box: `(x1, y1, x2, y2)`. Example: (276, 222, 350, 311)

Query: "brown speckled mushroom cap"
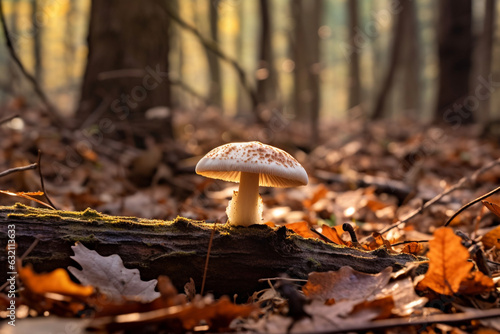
(195, 141, 308, 187)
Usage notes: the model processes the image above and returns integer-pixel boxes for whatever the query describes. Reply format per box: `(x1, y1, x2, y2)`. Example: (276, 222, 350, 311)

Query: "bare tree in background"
(371, 0, 412, 120)
(434, 0, 473, 125)
(477, 0, 496, 123)
(31, 0, 42, 84)
(77, 0, 172, 141)
(256, 0, 278, 106)
(347, 0, 361, 111)
(205, 0, 222, 107)
(291, 0, 321, 146)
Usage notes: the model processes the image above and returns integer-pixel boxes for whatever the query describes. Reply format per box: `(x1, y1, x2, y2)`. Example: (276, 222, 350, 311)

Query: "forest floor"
(2, 107, 500, 333)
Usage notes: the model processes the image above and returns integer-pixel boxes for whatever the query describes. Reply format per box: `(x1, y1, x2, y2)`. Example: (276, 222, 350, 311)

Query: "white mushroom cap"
(195, 141, 308, 187)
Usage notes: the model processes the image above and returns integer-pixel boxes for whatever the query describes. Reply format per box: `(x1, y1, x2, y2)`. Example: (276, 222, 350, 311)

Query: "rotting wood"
(0, 204, 425, 299)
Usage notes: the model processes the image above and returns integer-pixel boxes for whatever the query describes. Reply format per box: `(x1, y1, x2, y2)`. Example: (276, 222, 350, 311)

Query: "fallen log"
(0, 204, 424, 299)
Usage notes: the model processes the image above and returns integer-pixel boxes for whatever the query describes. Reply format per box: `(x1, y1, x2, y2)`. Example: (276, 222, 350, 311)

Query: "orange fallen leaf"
(321, 225, 347, 246)
(482, 225, 500, 249)
(458, 271, 495, 295)
(417, 227, 472, 295)
(363, 232, 393, 251)
(19, 264, 94, 298)
(285, 221, 316, 239)
(401, 242, 423, 255)
(482, 198, 500, 218)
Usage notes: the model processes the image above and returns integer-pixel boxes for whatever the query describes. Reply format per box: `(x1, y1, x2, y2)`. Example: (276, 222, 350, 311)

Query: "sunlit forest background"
(2, 0, 499, 126)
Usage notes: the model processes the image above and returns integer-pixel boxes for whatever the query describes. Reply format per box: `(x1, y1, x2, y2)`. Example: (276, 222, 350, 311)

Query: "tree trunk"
(402, 1, 420, 116)
(291, 0, 321, 146)
(434, 0, 473, 125)
(308, 0, 321, 147)
(31, 0, 42, 84)
(76, 0, 172, 141)
(0, 204, 424, 299)
(371, 0, 409, 120)
(256, 0, 277, 106)
(291, 0, 308, 121)
(347, 0, 361, 111)
(477, 0, 496, 124)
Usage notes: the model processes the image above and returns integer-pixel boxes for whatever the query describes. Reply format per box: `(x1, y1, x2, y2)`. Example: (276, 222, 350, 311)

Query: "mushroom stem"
(229, 172, 261, 226)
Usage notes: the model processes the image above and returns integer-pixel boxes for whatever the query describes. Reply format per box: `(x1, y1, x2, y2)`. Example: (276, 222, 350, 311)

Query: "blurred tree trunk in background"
(477, 0, 495, 123)
(77, 0, 172, 142)
(371, 1, 408, 120)
(402, 1, 420, 116)
(206, 0, 222, 107)
(65, 0, 76, 86)
(291, 0, 321, 146)
(347, 0, 361, 111)
(434, 0, 473, 125)
(257, 0, 277, 106)
(31, 0, 42, 84)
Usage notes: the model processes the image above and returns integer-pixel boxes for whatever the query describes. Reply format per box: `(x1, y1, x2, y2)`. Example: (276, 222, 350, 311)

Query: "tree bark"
(76, 0, 172, 140)
(0, 204, 423, 299)
(434, 0, 473, 124)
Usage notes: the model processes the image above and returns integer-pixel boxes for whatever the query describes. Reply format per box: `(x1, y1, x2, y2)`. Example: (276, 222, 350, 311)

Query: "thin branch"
(37, 150, 57, 210)
(443, 184, 500, 227)
(391, 239, 429, 247)
(201, 220, 218, 295)
(0, 0, 64, 127)
(0, 163, 37, 178)
(380, 157, 500, 235)
(163, 4, 262, 121)
(317, 308, 500, 334)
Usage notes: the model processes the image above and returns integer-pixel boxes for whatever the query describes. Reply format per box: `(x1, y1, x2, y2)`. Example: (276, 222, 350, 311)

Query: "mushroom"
(195, 141, 308, 226)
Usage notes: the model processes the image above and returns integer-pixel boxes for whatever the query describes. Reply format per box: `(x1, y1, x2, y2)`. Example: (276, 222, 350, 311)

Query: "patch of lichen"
(62, 233, 99, 243)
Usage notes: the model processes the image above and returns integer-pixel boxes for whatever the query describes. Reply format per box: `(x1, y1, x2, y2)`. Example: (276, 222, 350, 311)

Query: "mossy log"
(0, 204, 423, 299)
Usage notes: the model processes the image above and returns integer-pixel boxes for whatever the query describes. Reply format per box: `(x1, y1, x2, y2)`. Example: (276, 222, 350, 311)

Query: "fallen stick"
(0, 204, 424, 298)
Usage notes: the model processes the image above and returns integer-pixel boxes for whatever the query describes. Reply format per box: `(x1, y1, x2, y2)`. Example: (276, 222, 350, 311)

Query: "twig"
(258, 277, 308, 283)
(0, 0, 64, 127)
(380, 157, 500, 235)
(391, 239, 429, 247)
(201, 220, 218, 295)
(443, 184, 500, 227)
(37, 150, 57, 210)
(309, 228, 335, 244)
(306, 308, 500, 334)
(0, 113, 19, 125)
(0, 163, 37, 178)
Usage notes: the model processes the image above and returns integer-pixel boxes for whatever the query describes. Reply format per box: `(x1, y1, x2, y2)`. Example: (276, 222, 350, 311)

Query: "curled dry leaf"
(302, 266, 392, 302)
(482, 199, 500, 218)
(401, 242, 424, 255)
(68, 242, 160, 303)
(418, 227, 494, 296)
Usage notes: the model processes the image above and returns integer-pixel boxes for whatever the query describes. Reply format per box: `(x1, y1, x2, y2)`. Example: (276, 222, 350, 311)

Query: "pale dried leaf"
(68, 242, 160, 302)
